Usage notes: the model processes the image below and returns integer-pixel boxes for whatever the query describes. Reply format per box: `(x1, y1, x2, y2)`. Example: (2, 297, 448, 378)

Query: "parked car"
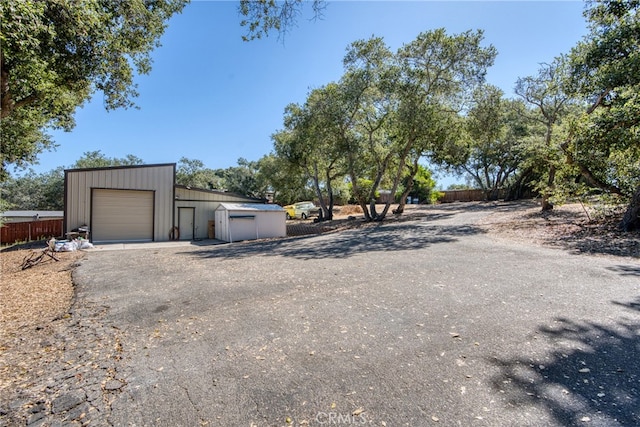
(284, 201, 318, 220)
(283, 204, 296, 220)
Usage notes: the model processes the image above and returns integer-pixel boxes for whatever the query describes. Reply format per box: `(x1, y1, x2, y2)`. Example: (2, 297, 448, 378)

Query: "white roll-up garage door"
(92, 189, 154, 242)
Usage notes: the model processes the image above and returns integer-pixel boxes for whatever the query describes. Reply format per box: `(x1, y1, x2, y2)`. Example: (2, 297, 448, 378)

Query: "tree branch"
(562, 140, 623, 195)
(586, 88, 611, 114)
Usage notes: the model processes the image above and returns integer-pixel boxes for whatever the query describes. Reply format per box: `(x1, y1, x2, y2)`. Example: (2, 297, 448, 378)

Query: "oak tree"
(567, 0, 640, 229)
(0, 0, 187, 179)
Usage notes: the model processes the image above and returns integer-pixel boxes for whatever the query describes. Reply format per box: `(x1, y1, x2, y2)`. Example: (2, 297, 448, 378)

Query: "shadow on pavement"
(606, 265, 640, 277)
(489, 297, 640, 426)
(557, 230, 640, 259)
(181, 218, 487, 261)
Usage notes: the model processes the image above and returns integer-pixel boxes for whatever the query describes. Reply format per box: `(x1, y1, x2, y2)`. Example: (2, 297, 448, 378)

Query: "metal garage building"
(214, 203, 286, 243)
(64, 164, 266, 243)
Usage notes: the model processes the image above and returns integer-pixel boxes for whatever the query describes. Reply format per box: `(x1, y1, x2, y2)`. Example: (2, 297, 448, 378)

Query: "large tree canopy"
(449, 85, 530, 200)
(271, 29, 495, 221)
(567, 0, 640, 229)
(514, 57, 575, 210)
(0, 0, 187, 179)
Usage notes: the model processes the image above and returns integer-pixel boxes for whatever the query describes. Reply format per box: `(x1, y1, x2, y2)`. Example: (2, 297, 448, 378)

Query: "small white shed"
(214, 203, 286, 243)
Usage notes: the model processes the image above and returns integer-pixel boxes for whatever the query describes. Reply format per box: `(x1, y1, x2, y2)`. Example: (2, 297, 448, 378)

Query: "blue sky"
(31, 1, 588, 188)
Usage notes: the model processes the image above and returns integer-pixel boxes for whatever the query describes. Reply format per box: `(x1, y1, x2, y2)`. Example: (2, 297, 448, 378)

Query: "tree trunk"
(311, 164, 329, 220)
(395, 182, 413, 215)
(541, 165, 556, 211)
(394, 156, 419, 215)
(325, 173, 334, 221)
(369, 152, 393, 221)
(379, 139, 416, 220)
(506, 167, 533, 201)
(561, 140, 623, 196)
(346, 150, 371, 221)
(620, 185, 640, 231)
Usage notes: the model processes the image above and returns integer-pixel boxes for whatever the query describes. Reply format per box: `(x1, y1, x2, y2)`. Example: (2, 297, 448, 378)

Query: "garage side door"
(92, 189, 154, 242)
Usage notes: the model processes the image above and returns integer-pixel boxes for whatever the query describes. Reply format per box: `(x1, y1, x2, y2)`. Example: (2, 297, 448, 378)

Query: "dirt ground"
(477, 200, 639, 258)
(0, 201, 637, 399)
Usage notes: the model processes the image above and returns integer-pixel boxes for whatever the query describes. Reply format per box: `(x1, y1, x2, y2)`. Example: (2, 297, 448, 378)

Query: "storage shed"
(214, 203, 286, 243)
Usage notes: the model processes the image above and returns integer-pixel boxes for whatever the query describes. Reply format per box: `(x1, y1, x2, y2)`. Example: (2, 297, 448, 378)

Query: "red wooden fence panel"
(0, 219, 64, 245)
(440, 189, 510, 203)
(440, 189, 487, 203)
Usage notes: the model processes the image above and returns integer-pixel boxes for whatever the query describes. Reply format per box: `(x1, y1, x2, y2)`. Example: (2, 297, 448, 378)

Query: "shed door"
(229, 216, 256, 242)
(92, 189, 154, 242)
(178, 207, 195, 240)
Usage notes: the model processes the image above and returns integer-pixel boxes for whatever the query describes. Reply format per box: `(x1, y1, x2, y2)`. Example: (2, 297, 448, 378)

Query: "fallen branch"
(20, 241, 59, 270)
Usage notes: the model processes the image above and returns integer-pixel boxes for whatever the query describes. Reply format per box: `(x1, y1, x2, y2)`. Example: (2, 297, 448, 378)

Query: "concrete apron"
(92, 239, 225, 251)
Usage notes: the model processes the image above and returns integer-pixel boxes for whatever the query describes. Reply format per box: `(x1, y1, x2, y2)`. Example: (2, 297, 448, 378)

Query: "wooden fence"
(1, 219, 64, 245)
(439, 189, 508, 203)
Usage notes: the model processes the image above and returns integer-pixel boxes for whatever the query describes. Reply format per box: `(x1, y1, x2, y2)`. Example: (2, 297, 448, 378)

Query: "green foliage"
(176, 156, 272, 199)
(272, 84, 352, 216)
(1, 151, 144, 211)
(583, 193, 628, 222)
(176, 157, 224, 190)
(514, 57, 576, 208)
(396, 165, 438, 204)
(447, 183, 472, 190)
(1, 168, 64, 210)
(447, 85, 531, 198)
(412, 165, 438, 204)
(0, 197, 10, 225)
(219, 157, 265, 198)
(0, 0, 187, 179)
(565, 0, 640, 227)
(72, 151, 144, 169)
(567, 0, 639, 193)
(570, 0, 639, 102)
(345, 30, 494, 218)
(257, 1, 637, 226)
(255, 153, 313, 205)
(348, 179, 379, 204)
(269, 29, 495, 219)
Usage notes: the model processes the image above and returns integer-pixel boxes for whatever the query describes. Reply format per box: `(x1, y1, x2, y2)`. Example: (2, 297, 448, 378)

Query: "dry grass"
(335, 205, 364, 216)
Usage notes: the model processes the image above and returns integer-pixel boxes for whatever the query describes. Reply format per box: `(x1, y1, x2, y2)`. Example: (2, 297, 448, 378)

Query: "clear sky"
(28, 0, 588, 188)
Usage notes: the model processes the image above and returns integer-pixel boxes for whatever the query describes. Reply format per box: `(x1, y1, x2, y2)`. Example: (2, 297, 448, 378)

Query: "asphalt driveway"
(72, 203, 640, 426)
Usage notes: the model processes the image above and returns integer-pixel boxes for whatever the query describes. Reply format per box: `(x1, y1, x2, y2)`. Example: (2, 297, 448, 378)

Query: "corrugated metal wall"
(174, 187, 260, 240)
(214, 208, 230, 242)
(65, 164, 175, 242)
(255, 211, 287, 239)
(213, 204, 286, 243)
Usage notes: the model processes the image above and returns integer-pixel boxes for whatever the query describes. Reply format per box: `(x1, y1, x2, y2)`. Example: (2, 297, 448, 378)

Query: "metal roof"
(1, 210, 64, 218)
(216, 203, 284, 212)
